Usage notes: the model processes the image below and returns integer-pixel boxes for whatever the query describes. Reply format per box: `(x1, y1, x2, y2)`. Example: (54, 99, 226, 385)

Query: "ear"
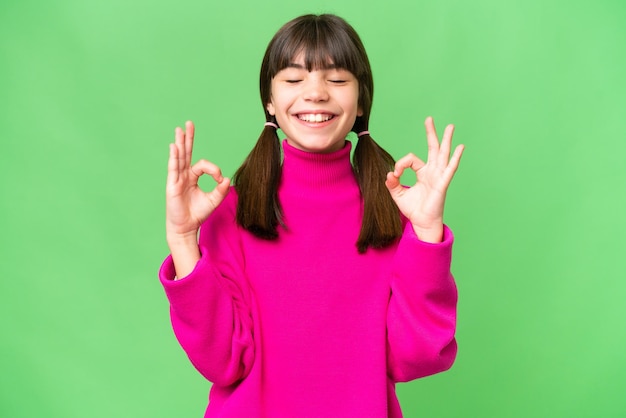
(357, 106, 363, 117)
(266, 101, 276, 116)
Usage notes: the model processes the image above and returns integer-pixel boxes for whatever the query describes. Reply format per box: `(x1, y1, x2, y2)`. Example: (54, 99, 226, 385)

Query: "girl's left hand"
(385, 117, 465, 243)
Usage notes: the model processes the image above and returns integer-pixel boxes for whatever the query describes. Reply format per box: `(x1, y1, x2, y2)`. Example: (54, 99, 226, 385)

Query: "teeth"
(298, 114, 333, 122)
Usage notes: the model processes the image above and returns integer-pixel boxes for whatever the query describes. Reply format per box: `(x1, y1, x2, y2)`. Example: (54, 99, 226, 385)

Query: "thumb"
(207, 177, 231, 208)
(385, 172, 403, 197)
(214, 177, 231, 198)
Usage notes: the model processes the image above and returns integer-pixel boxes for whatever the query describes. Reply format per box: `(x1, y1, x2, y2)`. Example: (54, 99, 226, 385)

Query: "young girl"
(161, 14, 464, 418)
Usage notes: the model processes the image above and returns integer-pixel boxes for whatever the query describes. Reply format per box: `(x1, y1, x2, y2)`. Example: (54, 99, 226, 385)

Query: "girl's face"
(266, 54, 362, 153)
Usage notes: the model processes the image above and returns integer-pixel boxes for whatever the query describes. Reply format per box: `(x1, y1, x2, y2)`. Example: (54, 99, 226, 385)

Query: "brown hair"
(233, 14, 402, 252)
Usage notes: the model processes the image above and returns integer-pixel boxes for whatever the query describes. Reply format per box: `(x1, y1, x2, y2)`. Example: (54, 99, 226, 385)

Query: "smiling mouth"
(296, 113, 335, 123)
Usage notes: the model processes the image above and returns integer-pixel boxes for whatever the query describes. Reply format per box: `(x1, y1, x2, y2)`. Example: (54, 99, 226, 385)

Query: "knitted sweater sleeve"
(386, 223, 458, 382)
(159, 195, 254, 386)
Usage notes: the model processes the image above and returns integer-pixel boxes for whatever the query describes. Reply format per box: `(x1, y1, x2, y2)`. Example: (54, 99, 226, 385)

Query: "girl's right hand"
(166, 121, 230, 252)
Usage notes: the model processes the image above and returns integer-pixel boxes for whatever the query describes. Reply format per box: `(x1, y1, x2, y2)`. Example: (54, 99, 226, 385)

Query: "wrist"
(166, 230, 198, 249)
(411, 221, 444, 243)
(166, 233, 201, 279)
(166, 222, 197, 241)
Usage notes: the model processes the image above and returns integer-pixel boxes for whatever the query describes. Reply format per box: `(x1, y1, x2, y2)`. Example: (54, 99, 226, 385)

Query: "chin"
(291, 138, 345, 153)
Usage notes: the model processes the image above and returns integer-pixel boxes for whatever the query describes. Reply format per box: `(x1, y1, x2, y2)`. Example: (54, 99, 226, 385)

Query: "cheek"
(351, 86, 361, 114)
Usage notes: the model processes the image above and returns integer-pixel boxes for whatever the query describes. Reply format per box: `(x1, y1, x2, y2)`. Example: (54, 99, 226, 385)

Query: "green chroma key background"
(1, 0, 624, 416)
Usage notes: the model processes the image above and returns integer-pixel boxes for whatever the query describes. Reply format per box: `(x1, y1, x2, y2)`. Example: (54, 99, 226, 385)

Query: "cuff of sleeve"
(393, 223, 456, 296)
(159, 254, 177, 282)
(396, 223, 454, 275)
(159, 251, 209, 289)
(159, 251, 219, 308)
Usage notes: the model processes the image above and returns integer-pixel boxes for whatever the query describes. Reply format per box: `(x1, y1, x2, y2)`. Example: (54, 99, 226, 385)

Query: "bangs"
(265, 16, 367, 79)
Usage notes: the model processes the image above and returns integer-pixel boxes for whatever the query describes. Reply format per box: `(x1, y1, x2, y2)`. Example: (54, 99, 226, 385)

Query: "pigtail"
(233, 124, 282, 239)
(353, 132, 403, 253)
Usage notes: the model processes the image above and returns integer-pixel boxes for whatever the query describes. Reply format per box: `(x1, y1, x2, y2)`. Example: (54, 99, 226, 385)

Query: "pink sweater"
(160, 141, 457, 417)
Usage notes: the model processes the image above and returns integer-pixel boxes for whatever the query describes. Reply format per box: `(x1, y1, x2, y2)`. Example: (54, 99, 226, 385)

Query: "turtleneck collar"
(280, 139, 357, 192)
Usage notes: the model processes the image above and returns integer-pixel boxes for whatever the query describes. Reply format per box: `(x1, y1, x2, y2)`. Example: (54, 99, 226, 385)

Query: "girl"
(161, 14, 464, 418)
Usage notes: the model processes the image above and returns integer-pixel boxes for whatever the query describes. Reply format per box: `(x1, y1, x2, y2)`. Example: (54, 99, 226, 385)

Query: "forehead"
(261, 17, 371, 88)
(268, 30, 361, 74)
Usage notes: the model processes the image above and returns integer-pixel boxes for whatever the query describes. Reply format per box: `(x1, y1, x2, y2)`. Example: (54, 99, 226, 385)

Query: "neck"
(280, 139, 356, 191)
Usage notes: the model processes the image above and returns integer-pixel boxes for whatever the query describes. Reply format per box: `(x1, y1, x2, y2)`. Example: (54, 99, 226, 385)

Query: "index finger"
(393, 153, 426, 177)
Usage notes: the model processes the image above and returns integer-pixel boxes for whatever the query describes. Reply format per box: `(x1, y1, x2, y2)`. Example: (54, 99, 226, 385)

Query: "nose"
(302, 77, 329, 102)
